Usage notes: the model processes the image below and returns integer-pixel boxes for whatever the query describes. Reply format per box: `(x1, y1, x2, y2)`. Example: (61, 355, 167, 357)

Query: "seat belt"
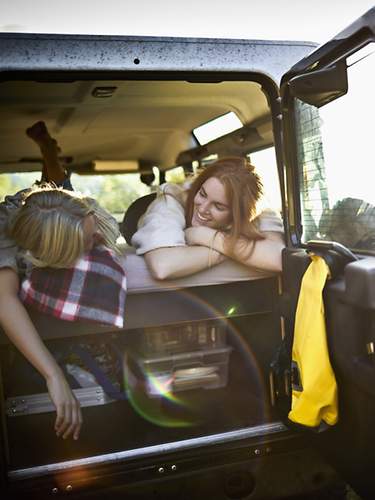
(288, 254, 338, 429)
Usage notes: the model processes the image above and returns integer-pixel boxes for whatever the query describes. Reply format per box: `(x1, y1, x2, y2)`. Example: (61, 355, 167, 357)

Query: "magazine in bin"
(124, 346, 233, 398)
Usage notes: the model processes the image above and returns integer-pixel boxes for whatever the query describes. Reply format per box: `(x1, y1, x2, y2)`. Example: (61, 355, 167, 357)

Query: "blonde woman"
(132, 157, 284, 279)
(0, 122, 120, 440)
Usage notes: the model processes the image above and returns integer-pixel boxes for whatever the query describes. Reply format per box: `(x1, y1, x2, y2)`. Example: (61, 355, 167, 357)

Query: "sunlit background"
(1, 0, 374, 42)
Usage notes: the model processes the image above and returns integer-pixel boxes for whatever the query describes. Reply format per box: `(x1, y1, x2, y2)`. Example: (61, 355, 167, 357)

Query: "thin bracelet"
(207, 230, 219, 268)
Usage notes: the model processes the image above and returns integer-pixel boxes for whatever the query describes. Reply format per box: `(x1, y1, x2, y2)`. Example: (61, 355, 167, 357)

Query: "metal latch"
(6, 385, 116, 417)
(7, 399, 28, 416)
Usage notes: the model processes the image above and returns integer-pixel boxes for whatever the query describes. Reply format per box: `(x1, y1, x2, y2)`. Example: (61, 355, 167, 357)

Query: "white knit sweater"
(132, 183, 283, 255)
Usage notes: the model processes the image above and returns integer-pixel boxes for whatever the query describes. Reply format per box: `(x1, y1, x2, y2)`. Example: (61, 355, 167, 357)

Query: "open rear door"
(278, 7, 375, 498)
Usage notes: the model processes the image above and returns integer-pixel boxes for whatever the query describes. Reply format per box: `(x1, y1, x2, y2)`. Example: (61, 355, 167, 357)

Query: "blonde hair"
(10, 185, 120, 268)
(185, 157, 265, 255)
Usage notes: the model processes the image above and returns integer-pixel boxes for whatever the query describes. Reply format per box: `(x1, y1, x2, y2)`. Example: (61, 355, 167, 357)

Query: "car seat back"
(120, 193, 157, 245)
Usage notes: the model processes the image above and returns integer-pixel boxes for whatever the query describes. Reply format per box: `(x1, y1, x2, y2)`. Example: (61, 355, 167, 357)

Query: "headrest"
(120, 193, 157, 245)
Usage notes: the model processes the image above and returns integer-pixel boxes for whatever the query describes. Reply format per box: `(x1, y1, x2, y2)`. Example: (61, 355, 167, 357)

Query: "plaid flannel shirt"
(19, 246, 127, 328)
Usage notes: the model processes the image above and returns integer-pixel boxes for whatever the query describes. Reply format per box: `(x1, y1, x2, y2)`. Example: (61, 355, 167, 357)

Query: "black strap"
(72, 344, 127, 401)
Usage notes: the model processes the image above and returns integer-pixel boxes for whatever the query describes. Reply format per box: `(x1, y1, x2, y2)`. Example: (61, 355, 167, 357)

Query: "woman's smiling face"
(191, 177, 232, 229)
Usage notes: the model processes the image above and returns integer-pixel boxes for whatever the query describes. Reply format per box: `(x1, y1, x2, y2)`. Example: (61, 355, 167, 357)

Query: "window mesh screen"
(295, 100, 329, 242)
(294, 97, 375, 251)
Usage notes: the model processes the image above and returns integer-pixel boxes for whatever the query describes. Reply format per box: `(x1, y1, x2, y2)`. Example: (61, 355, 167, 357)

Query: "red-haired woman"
(132, 157, 284, 279)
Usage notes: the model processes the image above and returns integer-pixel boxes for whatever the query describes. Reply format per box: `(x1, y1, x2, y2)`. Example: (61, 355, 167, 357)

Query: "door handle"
(306, 240, 358, 278)
(307, 240, 358, 262)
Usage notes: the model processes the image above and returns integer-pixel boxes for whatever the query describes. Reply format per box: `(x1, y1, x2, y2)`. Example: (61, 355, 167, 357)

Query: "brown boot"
(26, 121, 49, 145)
(26, 121, 65, 183)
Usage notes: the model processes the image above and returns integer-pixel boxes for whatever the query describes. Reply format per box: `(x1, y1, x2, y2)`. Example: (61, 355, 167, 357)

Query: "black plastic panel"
(0, 278, 279, 344)
(344, 257, 375, 309)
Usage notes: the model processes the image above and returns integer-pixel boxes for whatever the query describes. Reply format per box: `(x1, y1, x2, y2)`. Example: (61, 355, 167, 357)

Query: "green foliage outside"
(165, 166, 186, 184)
(0, 168, 188, 225)
(0, 172, 40, 201)
(70, 173, 151, 218)
(0, 172, 152, 220)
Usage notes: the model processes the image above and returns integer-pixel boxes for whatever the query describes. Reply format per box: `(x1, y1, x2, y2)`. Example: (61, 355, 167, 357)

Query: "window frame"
(280, 33, 375, 249)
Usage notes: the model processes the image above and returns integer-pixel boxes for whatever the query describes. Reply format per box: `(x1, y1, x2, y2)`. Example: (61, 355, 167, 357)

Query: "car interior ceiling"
(0, 79, 274, 175)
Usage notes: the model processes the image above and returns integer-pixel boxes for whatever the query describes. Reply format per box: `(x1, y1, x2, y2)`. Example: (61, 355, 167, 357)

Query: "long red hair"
(185, 157, 265, 255)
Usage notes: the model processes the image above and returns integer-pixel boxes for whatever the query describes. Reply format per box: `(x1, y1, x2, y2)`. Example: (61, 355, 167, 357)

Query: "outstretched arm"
(145, 245, 226, 280)
(185, 226, 284, 272)
(0, 268, 82, 439)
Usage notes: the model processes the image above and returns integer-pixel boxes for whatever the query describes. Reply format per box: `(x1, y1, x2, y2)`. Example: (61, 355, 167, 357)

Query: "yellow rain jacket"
(288, 254, 338, 428)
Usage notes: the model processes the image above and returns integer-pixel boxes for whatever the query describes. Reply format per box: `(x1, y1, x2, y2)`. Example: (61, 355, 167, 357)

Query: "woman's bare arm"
(145, 245, 225, 280)
(185, 226, 284, 272)
(0, 268, 82, 439)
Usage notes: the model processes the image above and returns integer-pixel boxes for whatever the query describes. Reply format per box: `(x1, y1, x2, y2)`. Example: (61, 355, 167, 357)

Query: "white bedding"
(121, 247, 275, 294)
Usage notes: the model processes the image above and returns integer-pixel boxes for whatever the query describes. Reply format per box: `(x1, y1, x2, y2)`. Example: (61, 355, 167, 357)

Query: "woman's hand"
(184, 226, 218, 247)
(46, 369, 82, 440)
(0, 268, 83, 440)
(184, 227, 226, 267)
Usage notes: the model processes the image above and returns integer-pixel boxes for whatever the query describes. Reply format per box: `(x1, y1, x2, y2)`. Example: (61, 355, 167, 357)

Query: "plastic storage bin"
(138, 321, 227, 356)
(125, 346, 232, 397)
